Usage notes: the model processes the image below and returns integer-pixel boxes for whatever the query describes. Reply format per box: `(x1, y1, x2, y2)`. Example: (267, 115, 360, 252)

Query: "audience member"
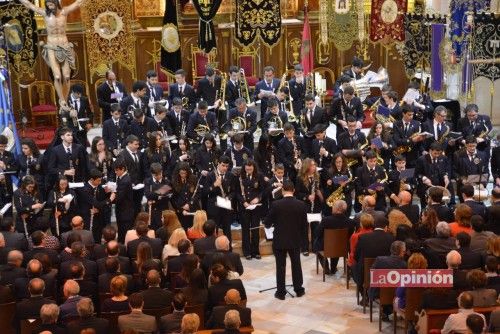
(23, 230, 60, 267)
(61, 216, 95, 248)
(180, 313, 200, 334)
(461, 184, 487, 219)
(193, 220, 217, 257)
(186, 210, 207, 240)
(93, 226, 127, 260)
(394, 253, 427, 315)
(207, 264, 247, 312)
(447, 250, 469, 290)
(118, 293, 157, 334)
(127, 221, 162, 259)
(449, 204, 473, 237)
(175, 254, 199, 289)
(98, 257, 133, 294)
(206, 289, 252, 329)
(465, 269, 498, 307)
(59, 241, 97, 281)
(0, 233, 12, 265)
(222, 309, 242, 334)
(14, 258, 50, 300)
(124, 213, 157, 246)
(347, 214, 374, 267)
(414, 207, 439, 240)
(427, 187, 454, 222)
(167, 238, 191, 276)
(156, 210, 182, 244)
(466, 313, 486, 334)
(421, 287, 459, 310)
(387, 209, 412, 236)
(15, 278, 56, 322)
(141, 269, 173, 309)
(69, 261, 98, 298)
(159, 292, 186, 334)
(34, 303, 65, 334)
(423, 222, 458, 268)
(59, 279, 83, 319)
(181, 268, 208, 306)
(469, 215, 495, 253)
(163, 228, 188, 260)
(392, 190, 420, 225)
(96, 240, 131, 275)
(0, 250, 25, 286)
(456, 232, 483, 270)
(0, 217, 28, 251)
(67, 298, 109, 334)
(487, 188, 500, 234)
(441, 292, 485, 334)
(101, 275, 130, 312)
(354, 196, 386, 226)
(485, 256, 500, 294)
(201, 236, 243, 278)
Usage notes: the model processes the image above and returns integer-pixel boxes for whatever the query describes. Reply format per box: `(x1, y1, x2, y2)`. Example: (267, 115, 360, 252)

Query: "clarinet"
(19, 195, 29, 239)
(89, 188, 96, 232)
(187, 175, 203, 214)
(310, 178, 317, 213)
(318, 142, 324, 168)
(68, 159, 75, 183)
(54, 192, 60, 237)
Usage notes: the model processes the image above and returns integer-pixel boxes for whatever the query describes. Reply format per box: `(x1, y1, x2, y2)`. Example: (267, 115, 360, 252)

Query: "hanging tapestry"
(449, 0, 490, 62)
(398, 13, 446, 78)
(0, 1, 38, 75)
(431, 23, 446, 93)
(81, 0, 136, 78)
(370, 0, 407, 43)
(192, 0, 223, 53)
(472, 12, 500, 82)
(161, 0, 182, 73)
(328, 0, 359, 51)
(235, 0, 282, 47)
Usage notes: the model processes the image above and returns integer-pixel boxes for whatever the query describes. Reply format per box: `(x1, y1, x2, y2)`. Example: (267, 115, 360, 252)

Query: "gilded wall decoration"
(235, 0, 282, 47)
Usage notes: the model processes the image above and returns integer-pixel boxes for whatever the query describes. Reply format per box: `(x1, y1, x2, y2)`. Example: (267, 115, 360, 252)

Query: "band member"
(195, 134, 221, 178)
(254, 135, 277, 180)
(366, 121, 394, 170)
(310, 124, 337, 172)
(277, 123, 305, 183)
(97, 70, 127, 122)
(76, 169, 114, 242)
(382, 91, 402, 121)
(152, 105, 172, 137)
(456, 104, 492, 161)
(0, 135, 17, 215)
(171, 162, 201, 230)
(276, 87, 298, 135)
(265, 163, 288, 202)
(168, 136, 194, 176)
(224, 134, 252, 174)
(401, 80, 433, 122)
(88, 137, 114, 222)
(145, 70, 166, 115)
(337, 116, 368, 171)
(330, 85, 364, 139)
(47, 175, 77, 236)
(325, 153, 354, 215)
(493, 134, 500, 187)
(300, 94, 328, 156)
(262, 98, 288, 147)
(422, 106, 453, 152)
(120, 81, 148, 120)
(129, 108, 158, 149)
(415, 142, 454, 208)
(227, 98, 257, 151)
(48, 127, 88, 183)
(113, 159, 134, 242)
(168, 69, 195, 111)
(64, 83, 93, 146)
(117, 134, 146, 217)
(295, 158, 324, 255)
(225, 66, 243, 110)
(340, 56, 364, 81)
(13, 176, 44, 236)
(392, 106, 425, 168)
(386, 155, 416, 207)
(254, 66, 280, 118)
(263, 180, 307, 300)
(144, 163, 172, 230)
(238, 159, 266, 260)
(288, 64, 307, 113)
(18, 139, 46, 200)
(333, 75, 351, 100)
(102, 104, 130, 157)
(354, 150, 388, 212)
(187, 100, 218, 145)
(454, 136, 488, 202)
(196, 67, 221, 107)
(166, 98, 190, 150)
(204, 156, 235, 243)
(144, 131, 171, 177)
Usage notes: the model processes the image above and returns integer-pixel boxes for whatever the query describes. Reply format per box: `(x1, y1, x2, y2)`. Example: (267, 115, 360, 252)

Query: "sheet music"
(216, 196, 232, 210)
(307, 213, 322, 223)
(105, 182, 117, 192)
(69, 182, 85, 189)
(133, 183, 145, 190)
(264, 226, 274, 240)
(245, 203, 262, 211)
(34, 202, 46, 214)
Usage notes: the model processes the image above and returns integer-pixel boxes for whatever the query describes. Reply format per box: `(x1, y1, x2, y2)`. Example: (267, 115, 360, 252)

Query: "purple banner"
(431, 24, 446, 92)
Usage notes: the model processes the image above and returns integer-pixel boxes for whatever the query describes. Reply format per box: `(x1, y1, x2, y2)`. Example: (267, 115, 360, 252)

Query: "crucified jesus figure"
(19, 0, 84, 107)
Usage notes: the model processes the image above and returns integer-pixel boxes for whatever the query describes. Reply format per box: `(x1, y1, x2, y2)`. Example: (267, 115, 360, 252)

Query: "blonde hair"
(486, 236, 500, 257)
(360, 213, 375, 229)
(191, 210, 207, 237)
(181, 313, 200, 334)
(298, 158, 319, 186)
(168, 228, 188, 248)
(388, 209, 412, 236)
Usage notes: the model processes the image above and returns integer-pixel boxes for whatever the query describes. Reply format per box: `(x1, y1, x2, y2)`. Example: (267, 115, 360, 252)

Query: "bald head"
(106, 240, 119, 256)
(63, 279, 80, 298)
(363, 196, 376, 208)
(71, 216, 84, 229)
(398, 191, 412, 205)
(146, 269, 161, 287)
(446, 250, 462, 269)
(215, 236, 230, 251)
(0, 233, 5, 247)
(332, 200, 347, 214)
(27, 259, 43, 277)
(7, 250, 23, 266)
(29, 278, 45, 296)
(224, 289, 241, 305)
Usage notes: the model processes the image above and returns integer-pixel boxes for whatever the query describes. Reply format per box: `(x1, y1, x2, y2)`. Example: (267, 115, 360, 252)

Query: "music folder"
(377, 105, 391, 118)
(307, 213, 322, 223)
(399, 168, 415, 180)
(371, 137, 383, 149)
(368, 182, 385, 191)
(332, 175, 348, 184)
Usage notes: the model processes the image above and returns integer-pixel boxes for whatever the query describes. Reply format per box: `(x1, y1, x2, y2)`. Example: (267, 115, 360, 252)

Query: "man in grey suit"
(159, 292, 186, 334)
(60, 216, 95, 249)
(118, 293, 156, 334)
(206, 289, 252, 329)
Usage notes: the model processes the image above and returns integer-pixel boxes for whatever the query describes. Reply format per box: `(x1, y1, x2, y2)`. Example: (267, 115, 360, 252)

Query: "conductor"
(264, 180, 307, 300)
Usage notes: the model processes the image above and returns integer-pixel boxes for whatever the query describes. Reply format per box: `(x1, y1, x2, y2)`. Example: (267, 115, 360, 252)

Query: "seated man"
(126, 221, 163, 259)
(141, 269, 173, 309)
(446, 250, 469, 291)
(441, 292, 485, 334)
(118, 293, 157, 334)
(159, 292, 186, 334)
(67, 298, 109, 334)
(15, 278, 56, 323)
(201, 236, 244, 278)
(96, 240, 131, 275)
(207, 264, 247, 313)
(59, 279, 82, 319)
(423, 222, 458, 269)
(465, 269, 498, 307)
(206, 289, 252, 329)
(193, 220, 217, 257)
(456, 232, 483, 270)
(222, 309, 242, 334)
(35, 303, 65, 334)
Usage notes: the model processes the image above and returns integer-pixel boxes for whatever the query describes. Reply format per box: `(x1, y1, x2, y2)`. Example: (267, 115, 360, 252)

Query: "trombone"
(239, 68, 252, 105)
(216, 72, 228, 111)
(278, 71, 298, 123)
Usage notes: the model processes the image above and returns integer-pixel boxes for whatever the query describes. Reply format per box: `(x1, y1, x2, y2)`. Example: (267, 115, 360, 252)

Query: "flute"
(148, 202, 152, 226)
(22, 216, 28, 240)
(310, 179, 317, 213)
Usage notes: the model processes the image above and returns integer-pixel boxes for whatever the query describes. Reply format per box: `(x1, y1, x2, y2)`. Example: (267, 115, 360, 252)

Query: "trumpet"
(239, 68, 252, 105)
(216, 72, 228, 111)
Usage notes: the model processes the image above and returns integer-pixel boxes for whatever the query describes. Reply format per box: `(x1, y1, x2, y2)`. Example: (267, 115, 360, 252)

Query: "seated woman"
(181, 268, 208, 306)
(124, 212, 156, 246)
(101, 275, 130, 313)
(162, 227, 188, 261)
(347, 214, 374, 268)
(394, 253, 428, 314)
(156, 210, 182, 244)
(186, 210, 207, 241)
(466, 269, 498, 307)
(449, 204, 473, 237)
(174, 254, 199, 289)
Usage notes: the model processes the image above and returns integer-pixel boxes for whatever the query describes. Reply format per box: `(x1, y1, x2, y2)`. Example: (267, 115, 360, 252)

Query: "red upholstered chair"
(156, 63, 174, 94)
(236, 46, 259, 87)
(28, 81, 58, 127)
(191, 45, 217, 81)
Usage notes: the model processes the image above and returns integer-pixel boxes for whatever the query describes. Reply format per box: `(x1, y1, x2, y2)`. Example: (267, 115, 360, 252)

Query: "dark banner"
(161, 0, 182, 74)
(399, 13, 445, 78)
(370, 0, 407, 43)
(192, 0, 223, 53)
(472, 12, 500, 82)
(235, 0, 281, 47)
(0, 1, 38, 74)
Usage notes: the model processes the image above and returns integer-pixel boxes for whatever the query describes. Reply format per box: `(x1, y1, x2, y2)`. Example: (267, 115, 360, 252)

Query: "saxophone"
(437, 124, 450, 145)
(347, 136, 369, 167)
(326, 172, 354, 207)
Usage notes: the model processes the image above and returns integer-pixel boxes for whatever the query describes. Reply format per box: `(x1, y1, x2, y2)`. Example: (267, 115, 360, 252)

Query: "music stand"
(465, 173, 489, 201)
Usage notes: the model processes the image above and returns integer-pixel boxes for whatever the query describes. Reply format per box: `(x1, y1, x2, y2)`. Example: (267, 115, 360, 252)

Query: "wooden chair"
(0, 302, 16, 334)
(156, 63, 176, 95)
(206, 326, 255, 333)
(358, 257, 376, 314)
(20, 318, 41, 334)
(143, 306, 172, 322)
(191, 45, 217, 81)
(378, 287, 396, 331)
(98, 292, 112, 309)
(93, 77, 107, 124)
(315, 228, 349, 282)
(27, 80, 58, 127)
(100, 311, 131, 334)
(185, 304, 205, 330)
(393, 288, 424, 334)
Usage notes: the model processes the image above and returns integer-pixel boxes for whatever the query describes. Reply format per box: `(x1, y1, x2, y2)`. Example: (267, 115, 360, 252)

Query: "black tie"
(437, 123, 441, 134)
(179, 85, 183, 95)
(404, 123, 409, 134)
(151, 86, 155, 99)
(66, 147, 71, 155)
(132, 153, 138, 163)
(74, 99, 79, 111)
